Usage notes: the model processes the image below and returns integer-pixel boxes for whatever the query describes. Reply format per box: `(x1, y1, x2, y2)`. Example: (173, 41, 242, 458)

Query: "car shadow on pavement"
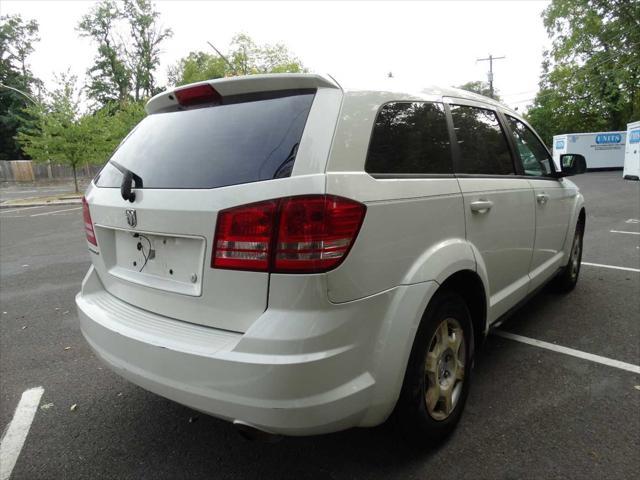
(78, 384, 444, 479)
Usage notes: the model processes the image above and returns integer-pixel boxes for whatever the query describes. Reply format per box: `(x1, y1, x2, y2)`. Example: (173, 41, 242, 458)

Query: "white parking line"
(582, 262, 640, 273)
(30, 207, 81, 217)
(0, 387, 44, 480)
(0, 206, 49, 215)
(610, 230, 640, 235)
(494, 331, 640, 374)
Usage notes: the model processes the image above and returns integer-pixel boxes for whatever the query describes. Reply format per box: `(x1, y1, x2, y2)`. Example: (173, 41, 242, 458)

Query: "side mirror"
(558, 154, 587, 176)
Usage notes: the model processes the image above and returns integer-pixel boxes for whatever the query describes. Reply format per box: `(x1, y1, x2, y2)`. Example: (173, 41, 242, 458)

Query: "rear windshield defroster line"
(95, 89, 316, 190)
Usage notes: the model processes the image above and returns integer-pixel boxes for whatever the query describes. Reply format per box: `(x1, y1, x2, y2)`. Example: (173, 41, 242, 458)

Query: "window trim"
(369, 173, 456, 179)
(495, 110, 524, 176)
(501, 113, 559, 180)
(364, 100, 455, 178)
(445, 101, 518, 177)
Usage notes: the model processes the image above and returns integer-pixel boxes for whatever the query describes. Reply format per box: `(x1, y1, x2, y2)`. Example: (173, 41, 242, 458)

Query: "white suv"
(76, 74, 586, 443)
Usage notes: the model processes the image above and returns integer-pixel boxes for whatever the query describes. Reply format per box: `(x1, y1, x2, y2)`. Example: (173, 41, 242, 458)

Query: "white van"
(552, 131, 626, 170)
(623, 121, 640, 180)
(77, 74, 586, 444)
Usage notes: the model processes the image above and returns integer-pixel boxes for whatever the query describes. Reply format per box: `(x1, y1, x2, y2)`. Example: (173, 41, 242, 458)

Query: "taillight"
(212, 200, 277, 271)
(274, 196, 365, 272)
(82, 196, 97, 246)
(212, 195, 366, 273)
(174, 84, 221, 107)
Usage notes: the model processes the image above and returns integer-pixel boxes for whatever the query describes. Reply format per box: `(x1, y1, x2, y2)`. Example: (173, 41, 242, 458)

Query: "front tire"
(395, 290, 473, 445)
(551, 219, 584, 293)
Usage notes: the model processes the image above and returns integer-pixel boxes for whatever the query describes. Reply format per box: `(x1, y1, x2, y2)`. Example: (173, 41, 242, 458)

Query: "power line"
(0, 82, 39, 105)
(506, 50, 640, 107)
(476, 54, 505, 99)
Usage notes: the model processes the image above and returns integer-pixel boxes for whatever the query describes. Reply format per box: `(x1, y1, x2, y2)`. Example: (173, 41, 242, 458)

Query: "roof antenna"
(326, 73, 343, 91)
(207, 41, 237, 75)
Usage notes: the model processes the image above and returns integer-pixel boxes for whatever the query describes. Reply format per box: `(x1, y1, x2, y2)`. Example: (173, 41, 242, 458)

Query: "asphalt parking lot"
(1, 171, 638, 479)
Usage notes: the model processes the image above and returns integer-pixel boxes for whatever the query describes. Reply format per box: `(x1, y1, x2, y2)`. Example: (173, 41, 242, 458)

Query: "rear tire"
(551, 219, 584, 293)
(394, 290, 473, 446)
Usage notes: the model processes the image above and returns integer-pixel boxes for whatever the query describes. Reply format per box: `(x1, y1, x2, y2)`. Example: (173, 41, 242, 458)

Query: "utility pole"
(476, 54, 505, 99)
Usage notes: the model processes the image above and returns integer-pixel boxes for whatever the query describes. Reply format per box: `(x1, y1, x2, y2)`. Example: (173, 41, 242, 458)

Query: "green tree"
(169, 34, 306, 87)
(17, 72, 88, 192)
(526, 0, 640, 144)
(77, 0, 131, 105)
(84, 100, 145, 165)
(456, 81, 501, 101)
(15, 72, 145, 192)
(0, 14, 41, 159)
(168, 51, 227, 86)
(123, 0, 173, 100)
(78, 0, 172, 107)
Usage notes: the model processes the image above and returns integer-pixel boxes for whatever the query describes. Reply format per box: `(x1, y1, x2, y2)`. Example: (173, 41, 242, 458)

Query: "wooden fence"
(0, 160, 102, 182)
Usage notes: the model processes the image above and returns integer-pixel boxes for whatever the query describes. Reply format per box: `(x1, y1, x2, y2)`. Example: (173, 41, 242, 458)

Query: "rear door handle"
(470, 200, 493, 214)
(536, 193, 549, 205)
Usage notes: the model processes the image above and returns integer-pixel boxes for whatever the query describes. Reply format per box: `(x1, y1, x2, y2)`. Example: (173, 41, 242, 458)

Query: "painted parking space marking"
(582, 262, 640, 273)
(494, 331, 640, 374)
(0, 387, 44, 480)
(0, 206, 49, 215)
(30, 207, 81, 217)
(610, 230, 640, 235)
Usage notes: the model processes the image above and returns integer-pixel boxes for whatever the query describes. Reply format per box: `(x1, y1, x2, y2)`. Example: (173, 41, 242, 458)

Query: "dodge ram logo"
(125, 209, 137, 228)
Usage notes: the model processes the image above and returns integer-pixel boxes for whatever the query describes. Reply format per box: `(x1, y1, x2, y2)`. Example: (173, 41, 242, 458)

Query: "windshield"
(95, 90, 315, 189)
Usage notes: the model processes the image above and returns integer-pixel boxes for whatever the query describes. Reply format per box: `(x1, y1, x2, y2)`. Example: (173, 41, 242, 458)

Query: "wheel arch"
(438, 270, 488, 354)
(578, 207, 586, 227)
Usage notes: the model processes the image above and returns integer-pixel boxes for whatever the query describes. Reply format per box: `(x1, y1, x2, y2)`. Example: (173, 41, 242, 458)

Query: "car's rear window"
(95, 90, 315, 189)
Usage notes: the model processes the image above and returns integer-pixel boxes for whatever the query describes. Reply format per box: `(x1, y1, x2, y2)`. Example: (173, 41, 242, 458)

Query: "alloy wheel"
(424, 317, 466, 421)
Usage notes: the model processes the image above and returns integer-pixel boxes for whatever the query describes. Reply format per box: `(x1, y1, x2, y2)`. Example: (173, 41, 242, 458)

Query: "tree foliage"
(17, 72, 87, 191)
(16, 72, 145, 192)
(169, 33, 306, 86)
(77, 0, 130, 105)
(0, 14, 41, 159)
(78, 0, 172, 107)
(526, 0, 640, 144)
(167, 51, 227, 86)
(123, 0, 173, 100)
(456, 81, 501, 101)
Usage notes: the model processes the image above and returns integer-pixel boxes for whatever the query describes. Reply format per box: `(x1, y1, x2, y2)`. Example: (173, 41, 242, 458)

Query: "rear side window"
(95, 91, 315, 189)
(450, 105, 514, 175)
(505, 116, 553, 176)
(365, 102, 452, 175)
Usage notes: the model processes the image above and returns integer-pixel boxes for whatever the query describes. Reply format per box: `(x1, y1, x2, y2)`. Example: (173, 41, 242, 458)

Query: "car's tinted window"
(365, 102, 452, 174)
(450, 105, 514, 175)
(95, 91, 315, 189)
(506, 116, 553, 176)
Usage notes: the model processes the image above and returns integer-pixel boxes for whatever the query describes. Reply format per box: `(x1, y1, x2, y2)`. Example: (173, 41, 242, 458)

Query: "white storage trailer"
(552, 131, 626, 170)
(623, 121, 640, 180)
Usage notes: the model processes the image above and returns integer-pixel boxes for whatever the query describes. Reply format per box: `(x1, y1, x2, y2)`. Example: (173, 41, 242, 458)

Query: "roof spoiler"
(146, 73, 341, 114)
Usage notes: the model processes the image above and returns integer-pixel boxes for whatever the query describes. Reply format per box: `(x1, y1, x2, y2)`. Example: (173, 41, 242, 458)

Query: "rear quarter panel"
(324, 91, 474, 303)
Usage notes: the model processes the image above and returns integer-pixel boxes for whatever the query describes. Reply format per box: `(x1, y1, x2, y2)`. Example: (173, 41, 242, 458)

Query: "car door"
(503, 114, 575, 291)
(446, 100, 536, 322)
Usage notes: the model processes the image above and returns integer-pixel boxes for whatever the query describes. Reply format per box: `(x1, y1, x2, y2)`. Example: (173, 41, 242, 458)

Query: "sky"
(2, 0, 551, 110)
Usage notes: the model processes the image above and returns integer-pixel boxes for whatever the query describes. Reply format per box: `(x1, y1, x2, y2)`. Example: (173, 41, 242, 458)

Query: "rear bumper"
(76, 266, 436, 435)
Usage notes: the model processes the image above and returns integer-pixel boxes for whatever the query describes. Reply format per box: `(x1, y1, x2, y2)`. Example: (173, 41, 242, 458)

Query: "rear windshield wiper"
(272, 143, 299, 179)
(111, 161, 143, 203)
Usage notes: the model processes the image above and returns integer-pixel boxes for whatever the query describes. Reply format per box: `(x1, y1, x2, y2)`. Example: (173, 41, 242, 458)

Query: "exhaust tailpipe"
(233, 420, 282, 443)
